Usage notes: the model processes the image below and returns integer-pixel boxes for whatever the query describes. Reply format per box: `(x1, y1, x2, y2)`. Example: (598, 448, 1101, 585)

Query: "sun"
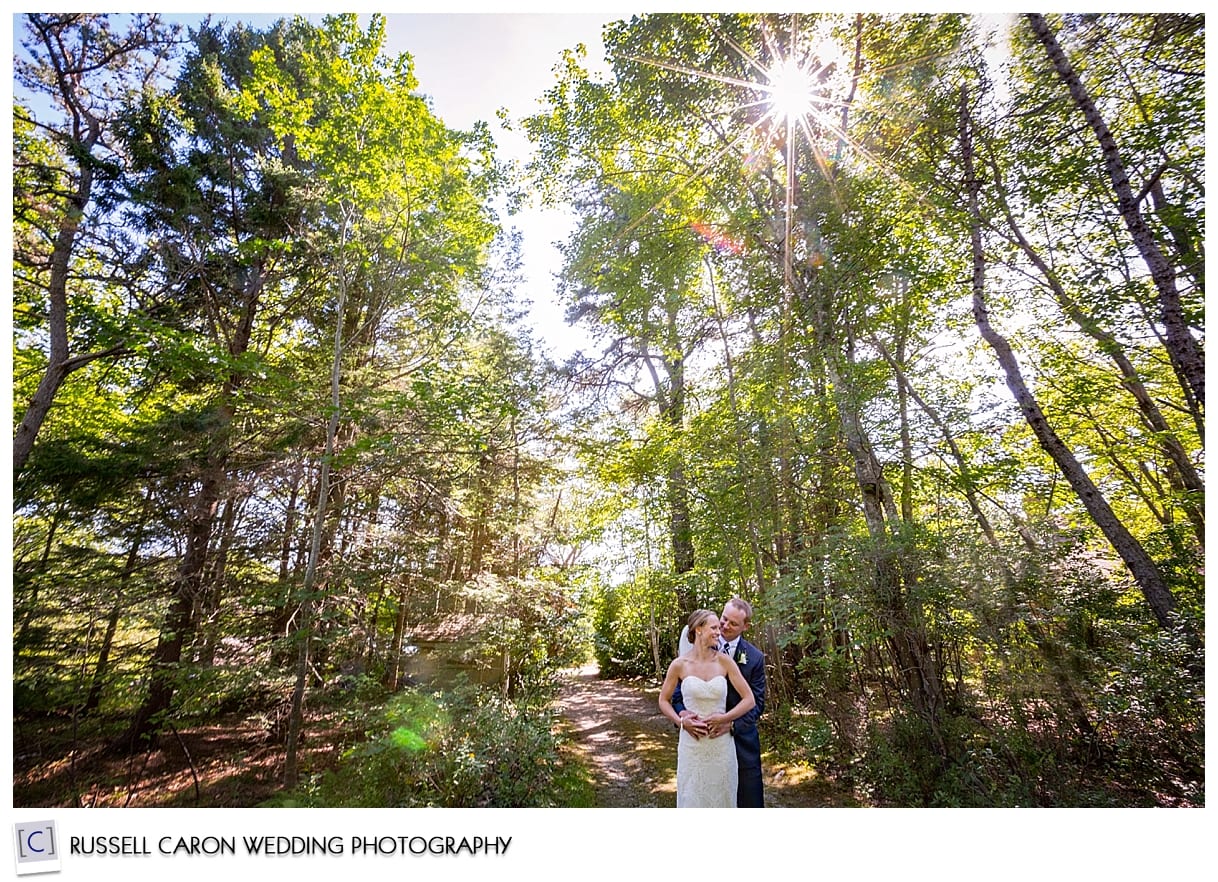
(619, 16, 859, 272)
(763, 57, 814, 123)
(602, 15, 939, 291)
(751, 22, 851, 142)
(628, 18, 850, 143)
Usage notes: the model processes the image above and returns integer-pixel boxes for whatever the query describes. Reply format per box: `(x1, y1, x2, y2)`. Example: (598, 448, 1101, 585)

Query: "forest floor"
(15, 665, 863, 809)
(12, 706, 351, 808)
(553, 664, 864, 808)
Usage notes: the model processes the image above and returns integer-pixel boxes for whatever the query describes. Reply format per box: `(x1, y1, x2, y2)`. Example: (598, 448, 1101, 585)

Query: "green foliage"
(589, 567, 686, 678)
(455, 569, 593, 697)
(859, 709, 1080, 808)
(1089, 626, 1204, 806)
(760, 702, 841, 773)
(173, 664, 293, 721)
(282, 684, 571, 807)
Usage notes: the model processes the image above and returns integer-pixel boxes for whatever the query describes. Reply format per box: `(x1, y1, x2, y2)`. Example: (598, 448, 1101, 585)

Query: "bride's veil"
(678, 624, 693, 656)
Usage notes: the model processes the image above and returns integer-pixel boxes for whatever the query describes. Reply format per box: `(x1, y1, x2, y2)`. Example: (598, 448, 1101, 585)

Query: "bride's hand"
(679, 711, 709, 739)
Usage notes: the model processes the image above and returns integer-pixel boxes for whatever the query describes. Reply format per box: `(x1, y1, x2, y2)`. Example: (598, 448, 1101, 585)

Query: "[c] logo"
(13, 820, 61, 876)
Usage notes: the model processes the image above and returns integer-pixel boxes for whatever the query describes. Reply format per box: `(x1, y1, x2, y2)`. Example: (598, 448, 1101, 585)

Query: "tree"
(526, 41, 729, 608)
(1026, 13, 1203, 416)
(113, 17, 314, 748)
(13, 13, 178, 477)
(230, 12, 501, 783)
(960, 86, 1187, 640)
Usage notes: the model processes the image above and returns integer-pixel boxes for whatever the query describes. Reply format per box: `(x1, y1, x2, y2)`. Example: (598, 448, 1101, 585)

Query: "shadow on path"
(554, 664, 677, 807)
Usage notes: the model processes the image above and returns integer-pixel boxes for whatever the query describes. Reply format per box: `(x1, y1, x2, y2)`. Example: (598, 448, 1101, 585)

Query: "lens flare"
(691, 220, 745, 255)
(766, 57, 813, 122)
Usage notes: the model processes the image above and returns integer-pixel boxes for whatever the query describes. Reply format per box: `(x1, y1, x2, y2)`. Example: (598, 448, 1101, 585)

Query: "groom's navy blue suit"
(673, 637, 766, 807)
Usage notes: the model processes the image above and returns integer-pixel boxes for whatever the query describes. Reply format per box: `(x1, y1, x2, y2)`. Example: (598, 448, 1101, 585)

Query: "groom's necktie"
(720, 641, 731, 654)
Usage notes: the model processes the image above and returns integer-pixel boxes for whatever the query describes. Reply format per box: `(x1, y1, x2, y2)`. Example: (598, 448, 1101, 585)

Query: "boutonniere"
(736, 650, 748, 665)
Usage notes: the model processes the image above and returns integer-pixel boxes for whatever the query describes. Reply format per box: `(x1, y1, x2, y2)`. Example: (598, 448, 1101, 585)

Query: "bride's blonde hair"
(686, 609, 718, 642)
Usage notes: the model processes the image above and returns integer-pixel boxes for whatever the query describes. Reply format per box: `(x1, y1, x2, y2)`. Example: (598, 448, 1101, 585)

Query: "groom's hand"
(705, 715, 734, 738)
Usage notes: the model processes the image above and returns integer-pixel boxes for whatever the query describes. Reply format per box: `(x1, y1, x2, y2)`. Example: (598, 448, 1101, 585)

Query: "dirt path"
(554, 665, 860, 808)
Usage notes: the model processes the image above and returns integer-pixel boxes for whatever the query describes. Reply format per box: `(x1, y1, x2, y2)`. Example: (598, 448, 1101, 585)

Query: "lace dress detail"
(676, 675, 737, 807)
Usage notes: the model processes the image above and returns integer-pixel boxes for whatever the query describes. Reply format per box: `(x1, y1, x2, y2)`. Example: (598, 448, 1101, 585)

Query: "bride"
(659, 609, 756, 807)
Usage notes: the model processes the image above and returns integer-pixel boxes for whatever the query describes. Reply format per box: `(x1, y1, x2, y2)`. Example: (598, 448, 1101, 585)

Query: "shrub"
(589, 568, 691, 678)
(281, 682, 570, 807)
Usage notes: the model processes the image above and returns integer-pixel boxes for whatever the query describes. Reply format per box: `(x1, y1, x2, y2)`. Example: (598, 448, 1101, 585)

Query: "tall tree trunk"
(643, 337, 695, 607)
(12, 15, 95, 477)
(84, 603, 123, 716)
(1149, 178, 1203, 293)
(806, 267, 945, 748)
(961, 86, 1181, 632)
(268, 466, 304, 666)
(196, 495, 239, 667)
(667, 462, 695, 577)
(11, 125, 118, 476)
(284, 213, 351, 788)
(467, 453, 493, 577)
(1026, 12, 1204, 416)
(892, 283, 915, 525)
(279, 467, 302, 582)
(665, 358, 695, 583)
(743, 309, 787, 573)
(14, 502, 67, 650)
(874, 336, 1098, 743)
(118, 263, 265, 750)
(385, 582, 412, 691)
(825, 349, 945, 747)
(708, 264, 769, 596)
(12, 14, 162, 475)
(118, 469, 222, 749)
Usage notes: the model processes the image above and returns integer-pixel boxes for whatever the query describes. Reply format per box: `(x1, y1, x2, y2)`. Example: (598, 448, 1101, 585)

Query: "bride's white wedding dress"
(676, 675, 738, 807)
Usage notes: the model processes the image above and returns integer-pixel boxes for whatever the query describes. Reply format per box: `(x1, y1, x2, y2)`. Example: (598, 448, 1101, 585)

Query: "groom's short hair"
(725, 596, 752, 622)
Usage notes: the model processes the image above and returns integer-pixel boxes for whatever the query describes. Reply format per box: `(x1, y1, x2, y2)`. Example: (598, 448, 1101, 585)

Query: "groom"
(674, 597, 766, 807)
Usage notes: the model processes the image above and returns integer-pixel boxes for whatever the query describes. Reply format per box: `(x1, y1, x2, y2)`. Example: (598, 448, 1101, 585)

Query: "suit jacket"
(724, 636, 765, 732)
